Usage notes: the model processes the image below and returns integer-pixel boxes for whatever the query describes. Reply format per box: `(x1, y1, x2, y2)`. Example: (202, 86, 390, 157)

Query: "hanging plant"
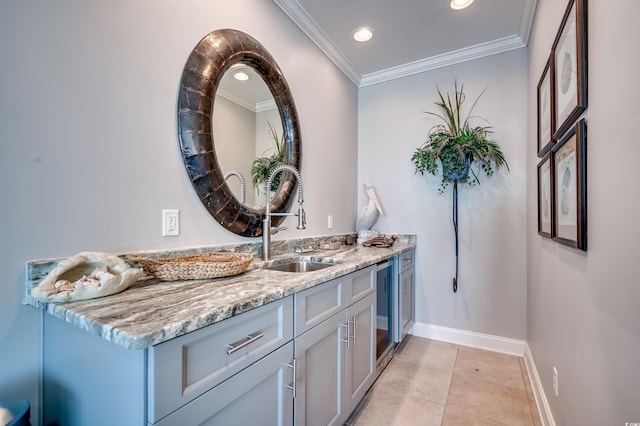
(411, 81, 509, 193)
(410, 81, 509, 293)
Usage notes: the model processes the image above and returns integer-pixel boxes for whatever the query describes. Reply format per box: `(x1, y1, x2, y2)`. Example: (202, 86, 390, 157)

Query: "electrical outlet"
(163, 209, 180, 237)
(327, 215, 334, 229)
(553, 367, 559, 397)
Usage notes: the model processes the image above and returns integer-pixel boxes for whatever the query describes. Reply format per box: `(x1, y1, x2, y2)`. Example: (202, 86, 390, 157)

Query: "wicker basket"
(127, 252, 254, 281)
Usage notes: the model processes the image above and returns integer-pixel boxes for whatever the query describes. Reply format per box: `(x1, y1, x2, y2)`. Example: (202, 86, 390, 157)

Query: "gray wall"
(0, 1, 357, 424)
(213, 96, 256, 206)
(358, 49, 528, 340)
(527, 0, 640, 424)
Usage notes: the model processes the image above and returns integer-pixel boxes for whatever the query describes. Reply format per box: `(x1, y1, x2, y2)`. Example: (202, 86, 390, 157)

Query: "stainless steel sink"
(263, 257, 342, 273)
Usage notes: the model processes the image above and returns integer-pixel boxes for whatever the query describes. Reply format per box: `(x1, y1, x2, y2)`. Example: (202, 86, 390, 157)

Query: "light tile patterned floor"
(347, 336, 541, 426)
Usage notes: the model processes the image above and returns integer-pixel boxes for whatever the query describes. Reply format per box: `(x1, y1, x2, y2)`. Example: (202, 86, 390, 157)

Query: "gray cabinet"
(293, 266, 376, 426)
(294, 308, 346, 425)
(396, 250, 415, 342)
(41, 264, 384, 426)
(153, 341, 294, 426)
(148, 295, 294, 423)
(344, 292, 376, 414)
(42, 314, 147, 426)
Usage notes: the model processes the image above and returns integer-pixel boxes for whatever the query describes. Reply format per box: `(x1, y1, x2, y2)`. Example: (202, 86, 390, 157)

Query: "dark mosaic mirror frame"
(177, 29, 301, 237)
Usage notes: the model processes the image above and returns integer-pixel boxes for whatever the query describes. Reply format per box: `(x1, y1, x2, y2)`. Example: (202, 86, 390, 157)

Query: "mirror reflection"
(214, 65, 284, 209)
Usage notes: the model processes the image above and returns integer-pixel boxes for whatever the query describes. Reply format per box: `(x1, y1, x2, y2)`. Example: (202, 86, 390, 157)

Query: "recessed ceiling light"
(353, 27, 373, 42)
(233, 71, 250, 81)
(450, 0, 474, 10)
(230, 64, 251, 81)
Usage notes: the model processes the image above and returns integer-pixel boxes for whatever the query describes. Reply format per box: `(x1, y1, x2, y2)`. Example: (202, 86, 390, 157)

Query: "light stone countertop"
(24, 236, 416, 350)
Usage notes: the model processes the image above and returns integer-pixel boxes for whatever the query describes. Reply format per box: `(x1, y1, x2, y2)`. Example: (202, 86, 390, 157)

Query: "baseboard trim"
(524, 343, 555, 426)
(411, 322, 526, 356)
(410, 322, 554, 426)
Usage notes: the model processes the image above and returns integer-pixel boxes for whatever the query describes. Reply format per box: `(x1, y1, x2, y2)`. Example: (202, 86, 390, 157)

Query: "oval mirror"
(177, 29, 301, 237)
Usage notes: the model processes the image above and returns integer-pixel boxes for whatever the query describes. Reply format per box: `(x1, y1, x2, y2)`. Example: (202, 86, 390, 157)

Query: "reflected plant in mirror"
(251, 122, 286, 197)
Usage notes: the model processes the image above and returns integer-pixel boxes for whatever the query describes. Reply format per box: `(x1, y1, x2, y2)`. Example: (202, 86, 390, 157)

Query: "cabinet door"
(400, 266, 415, 338)
(345, 292, 376, 414)
(294, 311, 347, 426)
(152, 342, 294, 426)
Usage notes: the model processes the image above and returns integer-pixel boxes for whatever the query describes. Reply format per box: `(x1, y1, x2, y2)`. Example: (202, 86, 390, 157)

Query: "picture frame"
(552, 0, 588, 140)
(537, 54, 555, 157)
(537, 152, 552, 238)
(551, 118, 587, 250)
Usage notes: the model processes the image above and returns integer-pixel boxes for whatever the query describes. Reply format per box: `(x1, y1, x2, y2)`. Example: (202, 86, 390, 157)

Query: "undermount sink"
(263, 257, 343, 273)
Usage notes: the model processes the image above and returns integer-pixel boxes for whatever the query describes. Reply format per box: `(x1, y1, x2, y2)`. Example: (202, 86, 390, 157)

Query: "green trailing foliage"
(251, 121, 286, 195)
(411, 81, 509, 194)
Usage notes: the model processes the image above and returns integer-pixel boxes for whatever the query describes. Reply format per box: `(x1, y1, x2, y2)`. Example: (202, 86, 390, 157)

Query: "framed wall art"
(552, 0, 588, 140)
(537, 153, 552, 238)
(551, 118, 587, 250)
(537, 54, 555, 157)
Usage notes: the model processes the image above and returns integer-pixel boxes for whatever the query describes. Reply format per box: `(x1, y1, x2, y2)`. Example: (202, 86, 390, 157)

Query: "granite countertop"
(25, 237, 415, 350)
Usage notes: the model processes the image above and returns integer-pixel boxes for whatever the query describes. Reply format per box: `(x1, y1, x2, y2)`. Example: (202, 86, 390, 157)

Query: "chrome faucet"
(262, 164, 306, 260)
(224, 171, 246, 204)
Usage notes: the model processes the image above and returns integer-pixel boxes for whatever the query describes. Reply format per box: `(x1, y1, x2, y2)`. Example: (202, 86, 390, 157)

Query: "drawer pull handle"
(340, 323, 350, 348)
(285, 359, 297, 398)
(349, 317, 356, 344)
(227, 331, 264, 355)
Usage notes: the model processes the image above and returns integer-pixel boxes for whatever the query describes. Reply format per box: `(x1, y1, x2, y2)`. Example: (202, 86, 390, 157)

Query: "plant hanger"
(411, 81, 509, 293)
(452, 181, 459, 293)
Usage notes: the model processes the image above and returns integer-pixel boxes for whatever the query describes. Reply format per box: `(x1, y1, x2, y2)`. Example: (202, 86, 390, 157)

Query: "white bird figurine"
(356, 183, 384, 232)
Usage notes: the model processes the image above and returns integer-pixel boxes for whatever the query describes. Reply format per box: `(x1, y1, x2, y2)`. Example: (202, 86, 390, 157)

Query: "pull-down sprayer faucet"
(224, 171, 246, 204)
(262, 164, 305, 260)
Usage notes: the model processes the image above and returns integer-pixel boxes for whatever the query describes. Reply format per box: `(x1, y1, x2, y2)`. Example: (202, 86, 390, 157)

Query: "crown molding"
(256, 99, 277, 113)
(217, 88, 255, 112)
(217, 89, 277, 113)
(273, 0, 362, 86)
(359, 35, 526, 87)
(273, 0, 537, 88)
(519, 0, 538, 45)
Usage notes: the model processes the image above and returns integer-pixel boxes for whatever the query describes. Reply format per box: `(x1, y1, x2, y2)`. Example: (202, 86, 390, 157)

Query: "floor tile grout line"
(440, 344, 460, 425)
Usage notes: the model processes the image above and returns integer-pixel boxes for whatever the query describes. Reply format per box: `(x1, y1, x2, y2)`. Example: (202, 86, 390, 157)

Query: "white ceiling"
(273, 0, 537, 87)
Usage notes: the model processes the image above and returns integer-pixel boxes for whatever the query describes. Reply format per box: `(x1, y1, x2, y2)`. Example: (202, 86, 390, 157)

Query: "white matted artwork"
(555, 145, 576, 230)
(552, 0, 587, 139)
(537, 154, 552, 237)
(537, 55, 555, 157)
(551, 118, 587, 250)
(555, 12, 577, 124)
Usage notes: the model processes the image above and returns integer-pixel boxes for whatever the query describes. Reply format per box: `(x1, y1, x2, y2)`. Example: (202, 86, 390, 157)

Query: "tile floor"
(347, 336, 542, 426)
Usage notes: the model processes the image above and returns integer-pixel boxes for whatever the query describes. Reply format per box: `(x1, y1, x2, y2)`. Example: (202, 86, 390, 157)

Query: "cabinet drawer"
(148, 296, 293, 423)
(294, 277, 346, 336)
(151, 342, 294, 426)
(346, 265, 375, 305)
(399, 250, 415, 273)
